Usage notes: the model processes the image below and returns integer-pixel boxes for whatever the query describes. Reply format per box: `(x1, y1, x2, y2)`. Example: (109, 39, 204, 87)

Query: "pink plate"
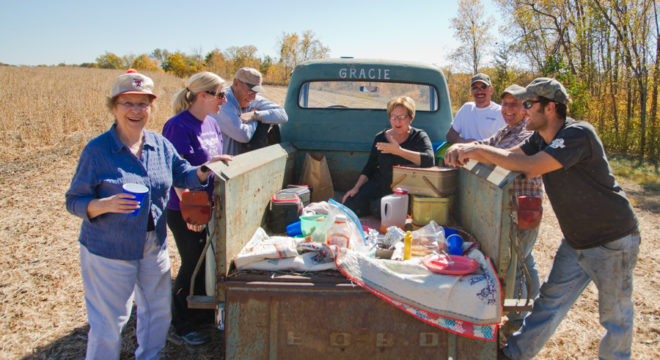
(423, 255, 479, 275)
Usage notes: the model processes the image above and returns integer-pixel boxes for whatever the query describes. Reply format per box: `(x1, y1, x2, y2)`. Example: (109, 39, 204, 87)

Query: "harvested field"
(0, 66, 658, 359)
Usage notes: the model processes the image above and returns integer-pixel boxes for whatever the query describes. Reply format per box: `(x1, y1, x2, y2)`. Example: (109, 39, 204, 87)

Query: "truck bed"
(204, 143, 522, 359)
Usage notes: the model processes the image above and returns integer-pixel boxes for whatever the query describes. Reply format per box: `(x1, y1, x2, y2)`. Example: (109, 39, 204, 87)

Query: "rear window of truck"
(298, 81, 439, 111)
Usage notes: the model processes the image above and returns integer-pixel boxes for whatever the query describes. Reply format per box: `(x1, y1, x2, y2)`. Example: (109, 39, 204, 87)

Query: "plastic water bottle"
(380, 188, 409, 233)
(326, 214, 351, 248)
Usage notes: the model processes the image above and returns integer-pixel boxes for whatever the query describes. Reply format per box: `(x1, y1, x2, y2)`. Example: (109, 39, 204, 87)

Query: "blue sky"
(0, 0, 502, 67)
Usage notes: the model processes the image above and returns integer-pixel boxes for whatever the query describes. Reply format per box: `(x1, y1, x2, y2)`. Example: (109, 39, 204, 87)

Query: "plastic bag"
(308, 199, 368, 253)
(410, 220, 447, 257)
(381, 226, 405, 249)
(234, 228, 302, 269)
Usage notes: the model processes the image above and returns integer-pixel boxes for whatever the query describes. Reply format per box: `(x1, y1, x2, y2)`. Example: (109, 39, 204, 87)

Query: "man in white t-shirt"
(446, 73, 505, 143)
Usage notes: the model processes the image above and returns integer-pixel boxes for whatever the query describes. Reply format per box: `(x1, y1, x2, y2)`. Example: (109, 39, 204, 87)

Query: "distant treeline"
(78, 30, 329, 86)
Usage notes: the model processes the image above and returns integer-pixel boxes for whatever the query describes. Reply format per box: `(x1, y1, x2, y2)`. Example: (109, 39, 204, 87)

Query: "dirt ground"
(1, 83, 658, 359)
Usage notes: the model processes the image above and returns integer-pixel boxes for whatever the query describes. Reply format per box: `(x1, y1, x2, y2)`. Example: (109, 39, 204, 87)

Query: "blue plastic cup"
(447, 234, 464, 255)
(122, 183, 148, 216)
(443, 227, 458, 238)
(286, 220, 303, 237)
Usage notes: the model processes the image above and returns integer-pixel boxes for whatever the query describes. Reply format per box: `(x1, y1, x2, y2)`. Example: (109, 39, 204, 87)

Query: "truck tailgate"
(222, 271, 495, 359)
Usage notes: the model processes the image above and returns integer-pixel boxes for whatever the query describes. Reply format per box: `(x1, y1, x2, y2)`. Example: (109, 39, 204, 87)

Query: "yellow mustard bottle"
(403, 230, 412, 260)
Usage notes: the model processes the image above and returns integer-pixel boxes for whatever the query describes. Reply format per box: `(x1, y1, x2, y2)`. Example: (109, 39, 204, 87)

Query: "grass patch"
(609, 153, 660, 194)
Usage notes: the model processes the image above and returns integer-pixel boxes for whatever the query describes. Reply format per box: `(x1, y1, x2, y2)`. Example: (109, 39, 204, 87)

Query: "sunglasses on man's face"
(205, 90, 226, 100)
(522, 99, 544, 109)
(471, 84, 489, 90)
(240, 81, 258, 95)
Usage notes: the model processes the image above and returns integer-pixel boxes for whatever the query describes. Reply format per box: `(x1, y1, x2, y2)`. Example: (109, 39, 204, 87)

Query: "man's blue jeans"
(503, 230, 640, 360)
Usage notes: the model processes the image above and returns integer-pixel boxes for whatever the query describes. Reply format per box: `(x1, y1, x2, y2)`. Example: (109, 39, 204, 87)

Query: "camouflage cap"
(471, 73, 492, 87)
(500, 84, 525, 98)
(234, 67, 265, 93)
(111, 71, 156, 98)
(510, 77, 571, 104)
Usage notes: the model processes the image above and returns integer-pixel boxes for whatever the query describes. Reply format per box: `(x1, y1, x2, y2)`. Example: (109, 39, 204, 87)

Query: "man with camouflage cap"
(470, 84, 544, 339)
(446, 77, 640, 359)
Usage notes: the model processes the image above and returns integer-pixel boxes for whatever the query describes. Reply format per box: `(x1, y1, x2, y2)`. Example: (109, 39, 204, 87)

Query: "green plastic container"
(300, 214, 327, 236)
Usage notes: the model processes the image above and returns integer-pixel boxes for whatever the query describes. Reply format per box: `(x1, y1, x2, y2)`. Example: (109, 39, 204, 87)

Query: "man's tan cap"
(234, 67, 264, 93)
(510, 77, 571, 104)
(500, 84, 525, 98)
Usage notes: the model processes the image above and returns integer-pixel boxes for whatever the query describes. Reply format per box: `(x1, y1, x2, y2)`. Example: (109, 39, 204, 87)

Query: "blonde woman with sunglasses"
(163, 71, 232, 346)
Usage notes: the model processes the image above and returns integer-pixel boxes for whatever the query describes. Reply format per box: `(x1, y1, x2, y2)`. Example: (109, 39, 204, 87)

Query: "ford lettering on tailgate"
(286, 330, 442, 347)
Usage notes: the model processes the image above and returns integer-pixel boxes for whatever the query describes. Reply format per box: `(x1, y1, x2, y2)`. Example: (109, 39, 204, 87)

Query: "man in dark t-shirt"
(445, 78, 640, 360)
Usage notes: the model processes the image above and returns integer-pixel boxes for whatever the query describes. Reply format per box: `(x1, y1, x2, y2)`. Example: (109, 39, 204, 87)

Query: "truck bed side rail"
(205, 143, 297, 303)
(455, 161, 521, 299)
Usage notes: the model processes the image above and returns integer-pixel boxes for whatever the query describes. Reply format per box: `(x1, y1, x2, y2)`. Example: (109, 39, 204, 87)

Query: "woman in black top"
(342, 96, 434, 217)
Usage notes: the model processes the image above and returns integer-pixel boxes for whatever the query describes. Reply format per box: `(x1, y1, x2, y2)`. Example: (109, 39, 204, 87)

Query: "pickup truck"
(194, 58, 525, 359)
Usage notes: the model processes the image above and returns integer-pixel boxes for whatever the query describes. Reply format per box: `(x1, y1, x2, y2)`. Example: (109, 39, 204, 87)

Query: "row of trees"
(83, 30, 329, 85)
(450, 0, 659, 165)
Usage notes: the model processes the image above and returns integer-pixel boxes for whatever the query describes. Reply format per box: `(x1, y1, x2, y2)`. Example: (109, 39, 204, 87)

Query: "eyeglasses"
(117, 101, 150, 110)
(205, 90, 226, 100)
(471, 84, 489, 90)
(522, 99, 544, 109)
(389, 114, 410, 121)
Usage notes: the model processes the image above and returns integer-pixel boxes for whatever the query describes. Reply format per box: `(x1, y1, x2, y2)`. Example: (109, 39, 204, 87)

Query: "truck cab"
(281, 58, 453, 190)
(198, 58, 523, 359)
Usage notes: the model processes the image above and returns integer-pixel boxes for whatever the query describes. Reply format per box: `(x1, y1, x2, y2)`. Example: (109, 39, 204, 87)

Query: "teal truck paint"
(196, 59, 524, 359)
(280, 58, 453, 190)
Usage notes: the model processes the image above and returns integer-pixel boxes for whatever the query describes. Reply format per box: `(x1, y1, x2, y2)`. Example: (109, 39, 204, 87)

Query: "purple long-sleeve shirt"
(162, 110, 223, 210)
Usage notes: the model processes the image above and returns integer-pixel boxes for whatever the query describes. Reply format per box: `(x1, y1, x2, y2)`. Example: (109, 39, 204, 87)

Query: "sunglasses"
(522, 99, 544, 109)
(241, 81, 258, 95)
(205, 90, 226, 100)
(471, 84, 489, 90)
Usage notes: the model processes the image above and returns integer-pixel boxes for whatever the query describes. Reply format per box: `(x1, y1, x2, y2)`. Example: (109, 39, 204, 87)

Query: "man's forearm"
(463, 144, 562, 178)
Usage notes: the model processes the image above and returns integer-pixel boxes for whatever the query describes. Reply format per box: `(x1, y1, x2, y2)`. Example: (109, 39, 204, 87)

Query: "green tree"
(260, 55, 274, 80)
(205, 49, 229, 79)
(162, 52, 199, 77)
(223, 45, 260, 76)
(495, 0, 659, 163)
(450, 0, 494, 73)
(492, 41, 514, 101)
(96, 52, 123, 69)
(121, 54, 136, 69)
(279, 32, 299, 78)
(151, 48, 170, 64)
(278, 30, 329, 82)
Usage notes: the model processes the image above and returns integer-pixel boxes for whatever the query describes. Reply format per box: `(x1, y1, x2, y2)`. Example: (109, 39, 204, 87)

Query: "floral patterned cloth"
(335, 246, 501, 341)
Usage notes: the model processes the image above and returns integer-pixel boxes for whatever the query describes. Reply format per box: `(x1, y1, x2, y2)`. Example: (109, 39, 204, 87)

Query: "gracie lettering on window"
(338, 67, 391, 80)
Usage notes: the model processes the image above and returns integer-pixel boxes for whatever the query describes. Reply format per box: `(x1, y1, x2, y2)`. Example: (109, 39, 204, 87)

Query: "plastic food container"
(411, 194, 450, 226)
(300, 214, 326, 236)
